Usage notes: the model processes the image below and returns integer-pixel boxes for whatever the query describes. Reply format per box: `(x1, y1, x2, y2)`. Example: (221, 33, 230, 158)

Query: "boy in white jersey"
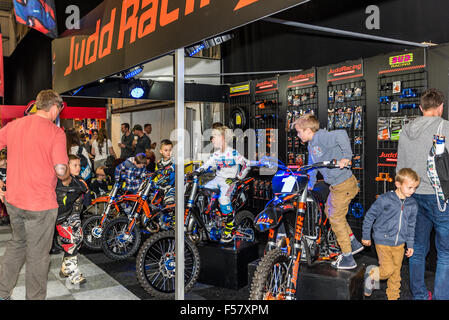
(197, 126, 250, 243)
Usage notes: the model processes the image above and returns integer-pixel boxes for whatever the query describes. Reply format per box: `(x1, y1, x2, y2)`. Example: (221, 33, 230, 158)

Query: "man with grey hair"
(0, 89, 69, 300)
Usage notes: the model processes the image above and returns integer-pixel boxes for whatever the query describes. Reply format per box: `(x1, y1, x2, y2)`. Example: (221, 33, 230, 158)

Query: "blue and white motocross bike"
(249, 158, 343, 300)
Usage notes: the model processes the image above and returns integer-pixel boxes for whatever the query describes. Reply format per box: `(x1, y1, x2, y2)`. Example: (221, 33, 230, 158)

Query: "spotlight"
(128, 79, 150, 99)
(123, 65, 144, 79)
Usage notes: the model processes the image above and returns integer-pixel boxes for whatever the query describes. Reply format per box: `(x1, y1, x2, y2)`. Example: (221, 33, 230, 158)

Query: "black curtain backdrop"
(222, 0, 449, 83)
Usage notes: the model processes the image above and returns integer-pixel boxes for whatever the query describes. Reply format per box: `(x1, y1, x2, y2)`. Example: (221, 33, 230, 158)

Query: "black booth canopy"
(52, 0, 311, 95)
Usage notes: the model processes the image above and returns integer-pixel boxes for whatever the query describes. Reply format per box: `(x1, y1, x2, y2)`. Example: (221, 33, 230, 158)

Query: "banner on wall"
(327, 59, 364, 82)
(255, 78, 278, 94)
(13, 0, 58, 38)
(229, 82, 251, 97)
(287, 68, 316, 88)
(52, 0, 310, 94)
(378, 48, 426, 75)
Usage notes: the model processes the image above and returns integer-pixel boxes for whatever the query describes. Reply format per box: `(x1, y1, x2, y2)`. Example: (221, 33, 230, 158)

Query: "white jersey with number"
(199, 147, 250, 180)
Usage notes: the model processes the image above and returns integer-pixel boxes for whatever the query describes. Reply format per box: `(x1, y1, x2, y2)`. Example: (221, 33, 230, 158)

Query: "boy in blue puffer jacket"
(362, 168, 419, 300)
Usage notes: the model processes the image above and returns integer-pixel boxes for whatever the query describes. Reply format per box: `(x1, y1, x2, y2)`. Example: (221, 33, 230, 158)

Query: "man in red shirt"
(0, 90, 69, 300)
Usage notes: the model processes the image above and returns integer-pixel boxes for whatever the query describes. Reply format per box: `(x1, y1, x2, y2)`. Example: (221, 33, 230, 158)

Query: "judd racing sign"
(52, 0, 310, 94)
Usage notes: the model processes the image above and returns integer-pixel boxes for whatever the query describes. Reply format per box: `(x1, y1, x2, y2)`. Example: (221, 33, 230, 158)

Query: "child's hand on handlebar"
(338, 158, 351, 169)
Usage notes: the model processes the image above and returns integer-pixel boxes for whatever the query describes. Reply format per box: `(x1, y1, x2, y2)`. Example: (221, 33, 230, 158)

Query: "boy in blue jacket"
(295, 114, 363, 269)
(362, 168, 419, 300)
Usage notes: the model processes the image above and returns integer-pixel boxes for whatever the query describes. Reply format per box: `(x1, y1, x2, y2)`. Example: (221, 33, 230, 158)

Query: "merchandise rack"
(286, 85, 318, 168)
(252, 90, 279, 209)
(376, 70, 427, 196)
(228, 91, 251, 158)
(327, 79, 367, 233)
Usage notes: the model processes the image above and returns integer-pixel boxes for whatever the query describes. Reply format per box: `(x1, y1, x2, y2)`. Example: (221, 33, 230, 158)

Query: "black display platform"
(197, 240, 260, 290)
(248, 254, 375, 300)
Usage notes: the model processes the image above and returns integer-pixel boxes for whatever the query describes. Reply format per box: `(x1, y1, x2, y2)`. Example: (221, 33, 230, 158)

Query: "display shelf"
(376, 70, 427, 196)
(286, 85, 318, 167)
(253, 91, 279, 161)
(327, 79, 367, 233)
(251, 90, 279, 209)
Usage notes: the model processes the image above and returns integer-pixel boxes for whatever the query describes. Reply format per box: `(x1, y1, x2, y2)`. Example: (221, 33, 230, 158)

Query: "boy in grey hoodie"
(362, 168, 419, 300)
(295, 114, 363, 270)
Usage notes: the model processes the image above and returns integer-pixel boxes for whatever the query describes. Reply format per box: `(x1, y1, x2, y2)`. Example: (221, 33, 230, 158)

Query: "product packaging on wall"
(376, 49, 427, 197)
(285, 68, 318, 169)
(326, 59, 367, 231)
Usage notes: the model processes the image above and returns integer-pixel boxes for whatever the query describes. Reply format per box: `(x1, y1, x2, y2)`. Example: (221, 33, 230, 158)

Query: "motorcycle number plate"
(281, 176, 296, 193)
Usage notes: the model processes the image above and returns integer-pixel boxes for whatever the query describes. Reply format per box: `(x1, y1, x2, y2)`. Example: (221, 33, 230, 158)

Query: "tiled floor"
(0, 225, 139, 300)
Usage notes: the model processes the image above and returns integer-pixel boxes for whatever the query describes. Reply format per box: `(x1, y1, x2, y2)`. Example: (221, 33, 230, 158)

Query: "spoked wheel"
(136, 230, 200, 299)
(249, 248, 292, 300)
(81, 214, 104, 251)
(234, 210, 256, 242)
(101, 216, 142, 260)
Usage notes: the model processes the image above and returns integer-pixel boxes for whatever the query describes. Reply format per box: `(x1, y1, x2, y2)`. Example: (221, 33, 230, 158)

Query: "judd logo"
(389, 53, 413, 68)
(328, 64, 362, 76)
(379, 152, 397, 161)
(288, 73, 314, 82)
(63, 0, 260, 77)
(256, 80, 277, 89)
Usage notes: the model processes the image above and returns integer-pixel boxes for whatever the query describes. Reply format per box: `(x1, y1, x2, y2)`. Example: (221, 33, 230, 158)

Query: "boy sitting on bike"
(154, 139, 176, 206)
(56, 154, 88, 285)
(195, 125, 250, 243)
(294, 114, 363, 269)
(114, 153, 148, 194)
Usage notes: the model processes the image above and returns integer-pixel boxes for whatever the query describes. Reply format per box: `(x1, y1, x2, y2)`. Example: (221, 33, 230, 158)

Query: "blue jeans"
(410, 194, 449, 300)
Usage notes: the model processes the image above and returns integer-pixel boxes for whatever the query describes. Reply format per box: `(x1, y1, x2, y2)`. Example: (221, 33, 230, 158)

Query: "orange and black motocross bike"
(81, 181, 131, 251)
(100, 169, 182, 261)
(249, 158, 343, 300)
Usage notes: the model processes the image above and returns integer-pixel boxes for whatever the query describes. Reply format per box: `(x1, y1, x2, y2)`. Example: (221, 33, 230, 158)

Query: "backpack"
(427, 120, 449, 212)
(77, 146, 92, 181)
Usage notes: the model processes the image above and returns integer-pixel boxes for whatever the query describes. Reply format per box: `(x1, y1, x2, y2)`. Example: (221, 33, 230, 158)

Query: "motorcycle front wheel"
(135, 230, 201, 299)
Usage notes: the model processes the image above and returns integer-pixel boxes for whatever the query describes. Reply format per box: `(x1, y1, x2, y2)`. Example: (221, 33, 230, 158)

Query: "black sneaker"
(331, 253, 357, 270)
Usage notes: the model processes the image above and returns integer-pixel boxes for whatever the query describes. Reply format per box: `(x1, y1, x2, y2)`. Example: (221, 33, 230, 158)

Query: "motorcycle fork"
(267, 228, 278, 252)
(286, 188, 307, 300)
(125, 194, 149, 234)
(99, 185, 119, 227)
(185, 178, 199, 225)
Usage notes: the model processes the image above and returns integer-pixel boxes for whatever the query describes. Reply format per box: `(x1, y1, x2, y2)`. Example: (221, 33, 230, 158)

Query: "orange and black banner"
(287, 68, 316, 88)
(255, 78, 278, 94)
(327, 59, 363, 82)
(52, 0, 310, 94)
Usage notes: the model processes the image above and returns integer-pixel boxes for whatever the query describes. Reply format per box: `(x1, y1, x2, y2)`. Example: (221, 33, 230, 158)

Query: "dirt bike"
(249, 158, 344, 300)
(183, 169, 256, 245)
(135, 167, 254, 298)
(81, 181, 130, 251)
(100, 170, 177, 261)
